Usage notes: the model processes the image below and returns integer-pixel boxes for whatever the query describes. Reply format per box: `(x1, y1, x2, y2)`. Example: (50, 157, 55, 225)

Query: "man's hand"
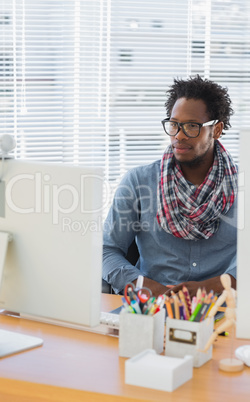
(164, 275, 236, 300)
(133, 277, 168, 298)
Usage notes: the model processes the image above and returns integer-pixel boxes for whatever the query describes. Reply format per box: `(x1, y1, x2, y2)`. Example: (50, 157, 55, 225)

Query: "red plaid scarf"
(157, 141, 237, 240)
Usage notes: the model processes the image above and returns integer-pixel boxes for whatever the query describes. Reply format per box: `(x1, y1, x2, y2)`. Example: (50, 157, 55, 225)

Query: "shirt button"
(192, 262, 197, 267)
(190, 185, 195, 190)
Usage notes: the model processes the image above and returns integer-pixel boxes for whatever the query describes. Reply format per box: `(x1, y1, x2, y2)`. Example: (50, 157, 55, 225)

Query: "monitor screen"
(0, 159, 103, 327)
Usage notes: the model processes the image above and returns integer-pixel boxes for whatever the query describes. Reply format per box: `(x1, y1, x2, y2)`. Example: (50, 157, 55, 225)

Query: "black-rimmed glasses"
(161, 118, 219, 138)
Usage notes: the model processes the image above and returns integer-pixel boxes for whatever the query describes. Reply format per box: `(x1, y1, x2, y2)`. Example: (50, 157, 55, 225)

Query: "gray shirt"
(102, 160, 237, 294)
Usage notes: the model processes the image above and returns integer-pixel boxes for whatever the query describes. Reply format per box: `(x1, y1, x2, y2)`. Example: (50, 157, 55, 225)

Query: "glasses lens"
(163, 121, 178, 136)
(182, 123, 200, 137)
(163, 121, 201, 137)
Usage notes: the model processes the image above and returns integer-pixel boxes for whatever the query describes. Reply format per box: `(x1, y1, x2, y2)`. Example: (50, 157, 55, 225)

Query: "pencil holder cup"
(165, 317, 214, 367)
(119, 308, 165, 358)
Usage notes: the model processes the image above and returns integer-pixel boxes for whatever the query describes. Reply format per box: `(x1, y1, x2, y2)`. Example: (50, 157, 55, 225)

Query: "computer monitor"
(236, 128, 250, 339)
(0, 159, 103, 328)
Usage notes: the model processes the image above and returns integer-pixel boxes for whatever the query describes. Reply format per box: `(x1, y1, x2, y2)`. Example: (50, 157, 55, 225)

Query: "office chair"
(102, 239, 139, 294)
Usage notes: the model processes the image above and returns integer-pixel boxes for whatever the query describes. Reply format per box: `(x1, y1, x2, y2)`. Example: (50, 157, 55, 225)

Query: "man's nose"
(175, 125, 188, 140)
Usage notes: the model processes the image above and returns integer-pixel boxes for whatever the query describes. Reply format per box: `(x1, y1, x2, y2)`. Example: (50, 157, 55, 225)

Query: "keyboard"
(99, 311, 120, 328)
(70, 311, 120, 336)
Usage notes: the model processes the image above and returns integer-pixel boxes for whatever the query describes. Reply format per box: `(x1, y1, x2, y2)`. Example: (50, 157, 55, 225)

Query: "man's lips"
(172, 143, 192, 153)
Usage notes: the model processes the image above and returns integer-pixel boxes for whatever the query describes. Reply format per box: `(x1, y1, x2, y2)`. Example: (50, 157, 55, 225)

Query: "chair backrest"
(125, 239, 139, 266)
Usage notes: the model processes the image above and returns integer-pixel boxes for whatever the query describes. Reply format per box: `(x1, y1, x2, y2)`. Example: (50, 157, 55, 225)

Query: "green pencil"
(189, 302, 202, 321)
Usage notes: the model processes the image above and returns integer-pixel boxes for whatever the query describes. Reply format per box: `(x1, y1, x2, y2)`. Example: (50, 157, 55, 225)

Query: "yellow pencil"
(171, 291, 180, 320)
(204, 295, 218, 318)
(165, 296, 174, 319)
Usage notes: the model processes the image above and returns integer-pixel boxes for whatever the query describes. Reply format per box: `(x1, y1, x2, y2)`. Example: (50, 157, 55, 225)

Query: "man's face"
(169, 97, 219, 167)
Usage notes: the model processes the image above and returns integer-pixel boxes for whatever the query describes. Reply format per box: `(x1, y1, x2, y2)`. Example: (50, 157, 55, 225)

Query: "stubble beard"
(174, 132, 215, 169)
(176, 152, 210, 169)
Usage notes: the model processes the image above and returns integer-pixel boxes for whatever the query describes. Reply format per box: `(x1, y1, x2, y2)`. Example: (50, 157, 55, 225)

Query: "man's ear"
(213, 121, 224, 140)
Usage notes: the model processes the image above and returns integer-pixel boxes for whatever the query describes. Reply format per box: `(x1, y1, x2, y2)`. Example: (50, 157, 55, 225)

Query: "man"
(102, 75, 237, 299)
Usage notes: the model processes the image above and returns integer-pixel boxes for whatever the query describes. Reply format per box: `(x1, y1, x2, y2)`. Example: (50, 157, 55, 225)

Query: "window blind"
(0, 0, 249, 195)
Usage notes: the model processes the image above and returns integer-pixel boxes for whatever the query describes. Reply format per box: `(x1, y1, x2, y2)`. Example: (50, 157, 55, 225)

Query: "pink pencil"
(182, 286, 192, 315)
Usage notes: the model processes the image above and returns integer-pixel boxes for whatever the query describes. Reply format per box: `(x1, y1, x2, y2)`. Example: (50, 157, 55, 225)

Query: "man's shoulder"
(118, 159, 161, 189)
(129, 159, 161, 178)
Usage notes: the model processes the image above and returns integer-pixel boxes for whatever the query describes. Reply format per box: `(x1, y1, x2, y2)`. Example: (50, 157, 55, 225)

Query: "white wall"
(236, 128, 250, 339)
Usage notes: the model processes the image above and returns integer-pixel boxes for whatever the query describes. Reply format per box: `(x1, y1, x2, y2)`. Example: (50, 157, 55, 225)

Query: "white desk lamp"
(0, 134, 16, 157)
(0, 134, 16, 286)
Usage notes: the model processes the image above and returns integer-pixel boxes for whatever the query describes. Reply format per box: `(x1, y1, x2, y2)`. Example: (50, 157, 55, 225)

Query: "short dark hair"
(165, 75, 234, 132)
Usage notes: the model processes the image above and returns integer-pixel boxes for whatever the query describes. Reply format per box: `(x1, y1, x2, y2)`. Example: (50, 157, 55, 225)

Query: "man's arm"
(130, 275, 236, 299)
(102, 170, 142, 294)
(132, 276, 169, 297)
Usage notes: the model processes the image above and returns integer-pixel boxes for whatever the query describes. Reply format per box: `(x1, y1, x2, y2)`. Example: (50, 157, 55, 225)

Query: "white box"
(165, 317, 213, 367)
(125, 349, 193, 392)
(119, 308, 165, 358)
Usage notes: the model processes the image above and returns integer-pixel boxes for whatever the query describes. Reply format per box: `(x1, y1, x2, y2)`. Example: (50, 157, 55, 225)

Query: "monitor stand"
(0, 232, 43, 358)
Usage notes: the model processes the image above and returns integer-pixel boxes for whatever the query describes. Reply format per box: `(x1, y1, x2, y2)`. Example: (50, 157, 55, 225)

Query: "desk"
(0, 294, 249, 402)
